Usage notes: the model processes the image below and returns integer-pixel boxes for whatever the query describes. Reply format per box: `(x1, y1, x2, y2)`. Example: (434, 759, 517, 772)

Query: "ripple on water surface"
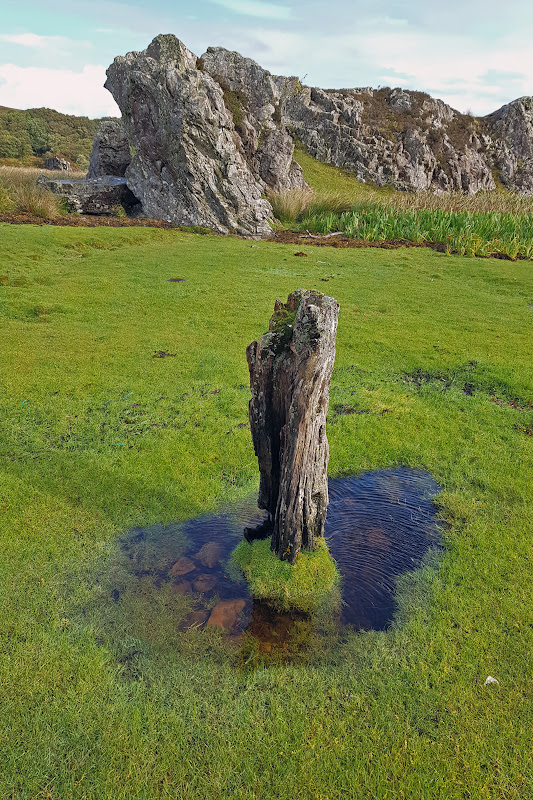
(112, 468, 443, 659)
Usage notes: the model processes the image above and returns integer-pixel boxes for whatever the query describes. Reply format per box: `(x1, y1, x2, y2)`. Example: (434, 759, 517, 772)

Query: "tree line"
(0, 106, 112, 170)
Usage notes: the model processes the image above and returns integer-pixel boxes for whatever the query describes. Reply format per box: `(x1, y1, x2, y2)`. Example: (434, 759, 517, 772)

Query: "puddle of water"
(326, 468, 442, 630)
(107, 468, 442, 662)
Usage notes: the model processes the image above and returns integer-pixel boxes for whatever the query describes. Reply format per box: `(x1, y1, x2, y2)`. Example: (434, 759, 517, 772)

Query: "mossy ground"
(0, 222, 532, 798)
(232, 538, 340, 614)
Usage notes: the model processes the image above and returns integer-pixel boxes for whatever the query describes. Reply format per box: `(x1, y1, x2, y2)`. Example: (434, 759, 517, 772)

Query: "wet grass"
(233, 537, 340, 613)
(0, 223, 532, 798)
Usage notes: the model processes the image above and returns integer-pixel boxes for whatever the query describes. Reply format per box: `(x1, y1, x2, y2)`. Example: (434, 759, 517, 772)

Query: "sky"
(0, 0, 531, 118)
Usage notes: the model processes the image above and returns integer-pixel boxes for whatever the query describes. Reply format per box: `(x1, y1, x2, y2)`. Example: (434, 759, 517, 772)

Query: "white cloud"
(0, 63, 120, 118)
(0, 33, 74, 50)
(209, 0, 291, 20)
(354, 30, 533, 115)
(231, 26, 532, 116)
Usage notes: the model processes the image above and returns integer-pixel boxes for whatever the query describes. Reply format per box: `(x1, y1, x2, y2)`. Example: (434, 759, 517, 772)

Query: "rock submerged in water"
(181, 610, 209, 629)
(193, 574, 217, 593)
(169, 556, 196, 576)
(172, 580, 193, 595)
(194, 541, 223, 569)
(207, 598, 248, 630)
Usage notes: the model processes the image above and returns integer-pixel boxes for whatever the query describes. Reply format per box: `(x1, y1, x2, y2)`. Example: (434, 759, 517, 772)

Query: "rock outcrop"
(39, 175, 140, 215)
(200, 47, 305, 192)
(87, 119, 131, 179)
(44, 156, 71, 172)
(67, 35, 533, 232)
(103, 35, 294, 235)
(484, 97, 533, 194)
(281, 85, 499, 194)
(246, 290, 339, 563)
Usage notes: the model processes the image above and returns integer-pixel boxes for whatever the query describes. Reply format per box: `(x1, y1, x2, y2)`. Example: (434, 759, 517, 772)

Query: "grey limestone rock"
(39, 175, 140, 216)
(87, 119, 131, 179)
(282, 86, 497, 193)
(44, 156, 71, 172)
(78, 34, 533, 232)
(200, 46, 307, 192)
(104, 35, 274, 235)
(485, 97, 533, 194)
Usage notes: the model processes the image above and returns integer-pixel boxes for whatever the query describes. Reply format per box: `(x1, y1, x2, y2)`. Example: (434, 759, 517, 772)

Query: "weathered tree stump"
(246, 290, 339, 563)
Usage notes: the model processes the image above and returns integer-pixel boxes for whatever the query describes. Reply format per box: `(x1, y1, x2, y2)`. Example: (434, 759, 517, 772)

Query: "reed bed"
(298, 204, 533, 258)
(269, 188, 533, 259)
(277, 146, 533, 258)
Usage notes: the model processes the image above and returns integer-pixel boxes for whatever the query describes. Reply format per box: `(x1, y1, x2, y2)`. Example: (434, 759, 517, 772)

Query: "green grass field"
(1, 221, 532, 799)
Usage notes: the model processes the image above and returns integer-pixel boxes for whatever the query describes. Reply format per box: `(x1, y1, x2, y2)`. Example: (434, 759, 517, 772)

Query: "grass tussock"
(0, 166, 83, 218)
(232, 537, 340, 613)
(267, 187, 314, 222)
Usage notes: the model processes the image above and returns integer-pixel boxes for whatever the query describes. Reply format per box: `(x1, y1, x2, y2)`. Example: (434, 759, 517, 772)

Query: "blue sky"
(0, 0, 531, 118)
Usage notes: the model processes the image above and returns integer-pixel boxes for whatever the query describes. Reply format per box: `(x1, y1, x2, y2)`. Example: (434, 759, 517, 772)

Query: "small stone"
(170, 556, 196, 576)
(484, 676, 499, 685)
(44, 156, 71, 171)
(181, 610, 209, 629)
(194, 541, 223, 569)
(193, 574, 217, 593)
(207, 599, 248, 630)
(172, 580, 193, 594)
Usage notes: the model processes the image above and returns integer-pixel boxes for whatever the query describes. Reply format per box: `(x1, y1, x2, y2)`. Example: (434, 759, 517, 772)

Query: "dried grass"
(267, 187, 314, 222)
(0, 165, 85, 217)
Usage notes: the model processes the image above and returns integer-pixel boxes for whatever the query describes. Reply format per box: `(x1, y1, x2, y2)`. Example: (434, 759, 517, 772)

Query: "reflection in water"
(112, 469, 442, 660)
(326, 469, 442, 630)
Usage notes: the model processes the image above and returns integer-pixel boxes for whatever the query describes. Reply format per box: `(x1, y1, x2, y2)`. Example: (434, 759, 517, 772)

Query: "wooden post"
(246, 290, 339, 563)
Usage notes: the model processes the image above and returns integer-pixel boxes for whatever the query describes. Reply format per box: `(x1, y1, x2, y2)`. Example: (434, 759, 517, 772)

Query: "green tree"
(26, 115, 51, 155)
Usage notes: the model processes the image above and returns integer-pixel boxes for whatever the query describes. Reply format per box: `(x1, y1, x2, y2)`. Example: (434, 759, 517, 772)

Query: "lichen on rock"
(104, 35, 277, 235)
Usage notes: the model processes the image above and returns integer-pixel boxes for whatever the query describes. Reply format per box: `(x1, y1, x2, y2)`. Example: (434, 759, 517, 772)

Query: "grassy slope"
(0, 223, 532, 799)
(0, 105, 104, 168)
(290, 146, 533, 259)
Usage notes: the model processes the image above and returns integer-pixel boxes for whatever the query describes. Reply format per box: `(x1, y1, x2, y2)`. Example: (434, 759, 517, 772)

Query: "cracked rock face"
(104, 35, 277, 235)
(200, 46, 306, 192)
(485, 97, 533, 194)
(87, 119, 131, 179)
(282, 86, 498, 194)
